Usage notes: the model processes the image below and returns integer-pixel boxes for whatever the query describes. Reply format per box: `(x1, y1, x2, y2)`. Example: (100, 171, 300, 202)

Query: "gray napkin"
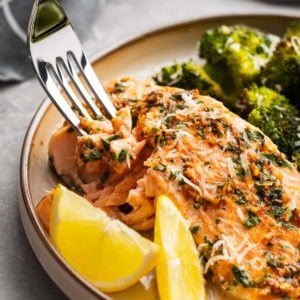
(0, 0, 106, 82)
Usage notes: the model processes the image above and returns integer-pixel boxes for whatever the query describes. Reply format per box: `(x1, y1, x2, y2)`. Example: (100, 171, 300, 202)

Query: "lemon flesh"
(49, 184, 159, 292)
(154, 195, 205, 300)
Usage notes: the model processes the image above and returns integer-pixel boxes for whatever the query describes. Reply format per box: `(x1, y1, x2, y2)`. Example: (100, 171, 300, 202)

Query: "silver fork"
(28, 0, 116, 135)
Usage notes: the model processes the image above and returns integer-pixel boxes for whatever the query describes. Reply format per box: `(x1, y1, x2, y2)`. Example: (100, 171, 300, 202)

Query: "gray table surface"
(0, 0, 299, 299)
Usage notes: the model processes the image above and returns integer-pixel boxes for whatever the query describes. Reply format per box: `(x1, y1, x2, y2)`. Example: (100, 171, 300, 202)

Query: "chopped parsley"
(101, 134, 123, 151)
(86, 148, 103, 161)
(178, 177, 186, 186)
(232, 157, 245, 178)
(114, 82, 126, 93)
(107, 133, 122, 142)
(176, 103, 186, 110)
(197, 128, 205, 139)
(243, 210, 261, 229)
(232, 265, 250, 287)
(265, 251, 277, 268)
(204, 236, 213, 249)
(151, 127, 158, 134)
(193, 202, 201, 209)
(159, 136, 168, 147)
(170, 93, 183, 101)
(101, 139, 110, 151)
(256, 184, 283, 207)
(85, 139, 93, 149)
(224, 143, 240, 154)
(96, 115, 105, 121)
(281, 222, 296, 230)
(270, 205, 285, 220)
(169, 170, 182, 180)
(211, 121, 222, 137)
(153, 164, 167, 172)
(234, 189, 247, 205)
(190, 225, 200, 235)
(245, 129, 265, 143)
(262, 153, 291, 168)
(110, 152, 118, 161)
(118, 149, 128, 162)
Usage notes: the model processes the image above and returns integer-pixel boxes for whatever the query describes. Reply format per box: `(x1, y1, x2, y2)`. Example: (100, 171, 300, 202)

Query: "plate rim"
(19, 13, 300, 298)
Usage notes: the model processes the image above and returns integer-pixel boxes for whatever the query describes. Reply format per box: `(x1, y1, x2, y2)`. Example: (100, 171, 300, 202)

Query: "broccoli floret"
(261, 36, 300, 105)
(153, 61, 229, 102)
(203, 63, 235, 97)
(285, 21, 300, 39)
(244, 85, 299, 157)
(293, 151, 300, 171)
(199, 25, 279, 93)
(240, 84, 289, 114)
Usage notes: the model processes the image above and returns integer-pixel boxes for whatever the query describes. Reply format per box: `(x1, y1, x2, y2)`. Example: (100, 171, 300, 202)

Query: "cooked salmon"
(38, 77, 300, 299)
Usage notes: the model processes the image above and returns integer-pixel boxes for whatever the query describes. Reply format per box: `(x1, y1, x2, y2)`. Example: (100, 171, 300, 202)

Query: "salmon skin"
(37, 77, 300, 299)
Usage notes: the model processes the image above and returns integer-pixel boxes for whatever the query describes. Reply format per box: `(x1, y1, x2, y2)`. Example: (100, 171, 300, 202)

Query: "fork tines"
(28, 0, 116, 135)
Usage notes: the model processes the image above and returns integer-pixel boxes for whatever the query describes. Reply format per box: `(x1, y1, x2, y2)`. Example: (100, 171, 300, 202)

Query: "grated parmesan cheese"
(227, 157, 236, 178)
(204, 255, 230, 274)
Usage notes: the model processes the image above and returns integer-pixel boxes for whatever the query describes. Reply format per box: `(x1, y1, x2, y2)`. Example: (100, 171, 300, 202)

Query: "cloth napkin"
(0, 0, 106, 82)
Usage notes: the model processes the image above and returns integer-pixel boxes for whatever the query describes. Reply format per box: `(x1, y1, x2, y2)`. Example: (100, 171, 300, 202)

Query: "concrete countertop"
(0, 0, 299, 299)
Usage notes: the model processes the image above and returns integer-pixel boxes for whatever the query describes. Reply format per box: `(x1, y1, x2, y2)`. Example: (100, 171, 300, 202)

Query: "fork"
(28, 0, 116, 135)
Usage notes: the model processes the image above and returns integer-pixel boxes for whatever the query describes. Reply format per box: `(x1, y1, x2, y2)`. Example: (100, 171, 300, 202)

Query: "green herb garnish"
(86, 149, 102, 161)
(190, 225, 200, 235)
(96, 115, 105, 121)
(153, 164, 167, 172)
(270, 205, 285, 220)
(118, 149, 128, 162)
(85, 139, 93, 149)
(170, 93, 183, 101)
(114, 82, 126, 93)
(107, 133, 122, 142)
(234, 189, 247, 205)
(245, 129, 265, 142)
(232, 265, 250, 287)
(243, 210, 261, 229)
(101, 139, 110, 151)
(262, 153, 290, 168)
(193, 203, 201, 209)
(198, 128, 205, 138)
(265, 251, 277, 268)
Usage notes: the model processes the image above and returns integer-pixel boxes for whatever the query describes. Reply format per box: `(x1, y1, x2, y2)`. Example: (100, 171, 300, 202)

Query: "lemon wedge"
(154, 195, 205, 300)
(49, 184, 159, 292)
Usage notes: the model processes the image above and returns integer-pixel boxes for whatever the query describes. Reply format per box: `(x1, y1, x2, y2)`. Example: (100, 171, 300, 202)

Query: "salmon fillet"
(38, 77, 300, 299)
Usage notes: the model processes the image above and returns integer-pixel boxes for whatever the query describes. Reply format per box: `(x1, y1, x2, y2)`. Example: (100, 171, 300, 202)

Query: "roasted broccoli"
(284, 21, 300, 39)
(152, 22, 300, 170)
(153, 61, 229, 102)
(240, 84, 290, 114)
(243, 85, 299, 158)
(260, 35, 300, 105)
(199, 25, 279, 93)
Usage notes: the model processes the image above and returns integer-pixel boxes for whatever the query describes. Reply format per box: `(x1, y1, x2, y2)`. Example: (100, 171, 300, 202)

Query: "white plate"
(19, 14, 299, 300)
